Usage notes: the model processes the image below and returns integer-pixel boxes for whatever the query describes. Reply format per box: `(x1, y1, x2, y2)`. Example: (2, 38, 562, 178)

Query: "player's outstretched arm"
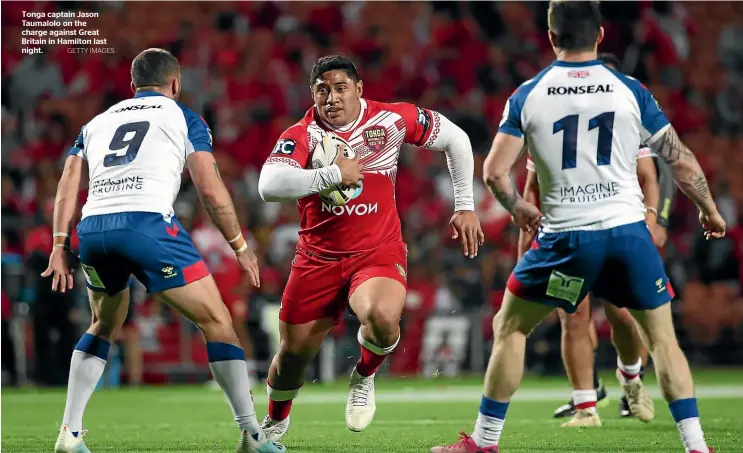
(647, 126, 725, 238)
(400, 105, 482, 255)
(187, 152, 260, 285)
(41, 155, 86, 292)
(484, 133, 542, 233)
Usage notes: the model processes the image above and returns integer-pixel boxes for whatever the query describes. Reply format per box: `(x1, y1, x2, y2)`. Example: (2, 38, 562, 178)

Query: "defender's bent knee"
(493, 291, 554, 340)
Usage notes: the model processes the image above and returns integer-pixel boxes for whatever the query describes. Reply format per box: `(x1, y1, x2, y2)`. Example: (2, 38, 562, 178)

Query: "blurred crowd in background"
(2, 1, 743, 387)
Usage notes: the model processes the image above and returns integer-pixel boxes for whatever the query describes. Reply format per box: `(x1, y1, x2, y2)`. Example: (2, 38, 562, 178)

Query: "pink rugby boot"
(430, 432, 499, 453)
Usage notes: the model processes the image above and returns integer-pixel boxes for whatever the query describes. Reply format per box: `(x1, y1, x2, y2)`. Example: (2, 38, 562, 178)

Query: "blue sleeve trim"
(177, 102, 213, 153)
(68, 126, 85, 158)
(497, 66, 553, 138)
(604, 66, 670, 135)
(498, 96, 524, 138)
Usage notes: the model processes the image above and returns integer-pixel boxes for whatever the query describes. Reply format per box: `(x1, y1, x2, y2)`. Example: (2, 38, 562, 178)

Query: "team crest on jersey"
(363, 126, 388, 152)
(272, 139, 296, 155)
(567, 70, 590, 78)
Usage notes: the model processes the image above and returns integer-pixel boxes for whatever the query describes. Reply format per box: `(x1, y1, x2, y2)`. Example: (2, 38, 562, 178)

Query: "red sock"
(356, 344, 386, 377)
(575, 401, 597, 410)
(620, 369, 639, 380)
(268, 399, 293, 421)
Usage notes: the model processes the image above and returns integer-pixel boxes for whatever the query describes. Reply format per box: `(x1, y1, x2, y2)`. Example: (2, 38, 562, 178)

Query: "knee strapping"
(267, 381, 301, 401)
(357, 328, 399, 355)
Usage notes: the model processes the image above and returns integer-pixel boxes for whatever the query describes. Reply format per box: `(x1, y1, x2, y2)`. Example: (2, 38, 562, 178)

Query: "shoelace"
(350, 380, 372, 406)
(444, 432, 474, 450)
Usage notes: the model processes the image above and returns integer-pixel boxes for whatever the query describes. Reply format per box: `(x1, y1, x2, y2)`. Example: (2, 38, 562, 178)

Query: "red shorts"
(280, 241, 408, 324)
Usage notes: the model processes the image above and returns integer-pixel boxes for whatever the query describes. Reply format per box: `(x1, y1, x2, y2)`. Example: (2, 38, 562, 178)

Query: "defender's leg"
(159, 276, 263, 436)
(431, 291, 554, 452)
(557, 299, 603, 427)
(57, 288, 130, 453)
(604, 302, 653, 421)
(632, 304, 710, 452)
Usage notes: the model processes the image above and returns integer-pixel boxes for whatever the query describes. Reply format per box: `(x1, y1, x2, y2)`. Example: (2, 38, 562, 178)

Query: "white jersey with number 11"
(499, 60, 670, 232)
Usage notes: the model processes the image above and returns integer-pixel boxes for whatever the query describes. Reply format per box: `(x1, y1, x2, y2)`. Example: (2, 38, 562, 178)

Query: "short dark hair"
(548, 1, 602, 51)
(131, 48, 180, 88)
(598, 52, 621, 69)
(310, 55, 360, 86)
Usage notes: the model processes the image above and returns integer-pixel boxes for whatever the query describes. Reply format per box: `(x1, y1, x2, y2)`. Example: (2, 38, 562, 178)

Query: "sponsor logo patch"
(272, 139, 296, 155)
(546, 270, 584, 305)
(81, 263, 105, 289)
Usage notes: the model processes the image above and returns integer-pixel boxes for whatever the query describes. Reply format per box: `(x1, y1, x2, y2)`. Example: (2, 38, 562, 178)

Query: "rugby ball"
(312, 133, 363, 206)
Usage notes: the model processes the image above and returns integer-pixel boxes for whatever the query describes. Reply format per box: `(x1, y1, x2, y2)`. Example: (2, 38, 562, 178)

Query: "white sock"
(62, 351, 107, 433)
(617, 357, 642, 382)
(572, 389, 597, 410)
(472, 413, 504, 447)
(677, 418, 708, 453)
(207, 342, 262, 439)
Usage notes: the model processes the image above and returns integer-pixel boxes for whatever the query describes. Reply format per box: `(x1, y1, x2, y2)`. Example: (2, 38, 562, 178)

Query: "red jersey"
(265, 99, 440, 256)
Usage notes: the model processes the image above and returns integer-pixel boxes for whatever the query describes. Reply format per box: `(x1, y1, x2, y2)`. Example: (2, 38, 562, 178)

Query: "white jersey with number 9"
(499, 60, 670, 232)
(68, 91, 212, 220)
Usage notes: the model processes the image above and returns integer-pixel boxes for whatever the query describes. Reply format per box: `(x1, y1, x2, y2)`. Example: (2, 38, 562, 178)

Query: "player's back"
(76, 91, 209, 219)
(503, 60, 669, 232)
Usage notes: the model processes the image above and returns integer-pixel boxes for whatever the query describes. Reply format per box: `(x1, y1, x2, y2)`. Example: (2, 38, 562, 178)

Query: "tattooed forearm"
(488, 174, 522, 214)
(650, 127, 694, 164)
(197, 190, 242, 242)
(649, 126, 716, 214)
(692, 174, 710, 200)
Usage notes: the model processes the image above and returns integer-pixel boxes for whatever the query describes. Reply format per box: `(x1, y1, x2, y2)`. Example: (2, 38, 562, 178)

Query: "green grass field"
(3, 369, 743, 453)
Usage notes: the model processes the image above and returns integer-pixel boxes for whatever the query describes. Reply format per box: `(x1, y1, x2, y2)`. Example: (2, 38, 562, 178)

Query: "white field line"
(158, 385, 743, 404)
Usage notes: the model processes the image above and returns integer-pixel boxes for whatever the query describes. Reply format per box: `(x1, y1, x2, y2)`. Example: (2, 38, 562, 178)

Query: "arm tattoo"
(649, 126, 714, 213)
(650, 126, 694, 164)
(198, 192, 241, 239)
(488, 174, 522, 214)
(692, 173, 711, 200)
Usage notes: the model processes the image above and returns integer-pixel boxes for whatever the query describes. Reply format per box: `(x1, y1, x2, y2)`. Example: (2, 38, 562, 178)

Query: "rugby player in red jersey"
(257, 55, 483, 440)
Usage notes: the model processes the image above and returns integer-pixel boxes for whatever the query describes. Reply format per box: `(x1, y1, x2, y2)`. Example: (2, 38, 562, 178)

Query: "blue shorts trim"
(506, 221, 674, 313)
(77, 212, 210, 295)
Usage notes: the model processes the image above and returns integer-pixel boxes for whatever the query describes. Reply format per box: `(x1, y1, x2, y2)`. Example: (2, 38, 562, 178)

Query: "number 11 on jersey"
(553, 112, 615, 170)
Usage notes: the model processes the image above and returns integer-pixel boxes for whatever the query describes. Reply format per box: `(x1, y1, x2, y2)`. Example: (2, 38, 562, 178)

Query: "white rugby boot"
(560, 407, 602, 427)
(616, 368, 654, 423)
(261, 415, 290, 442)
(237, 429, 286, 453)
(345, 367, 376, 432)
(54, 425, 92, 453)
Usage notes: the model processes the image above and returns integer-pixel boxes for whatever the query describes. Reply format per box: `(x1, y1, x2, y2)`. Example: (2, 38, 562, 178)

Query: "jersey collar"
(316, 99, 367, 132)
(552, 59, 603, 67)
(133, 90, 166, 98)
